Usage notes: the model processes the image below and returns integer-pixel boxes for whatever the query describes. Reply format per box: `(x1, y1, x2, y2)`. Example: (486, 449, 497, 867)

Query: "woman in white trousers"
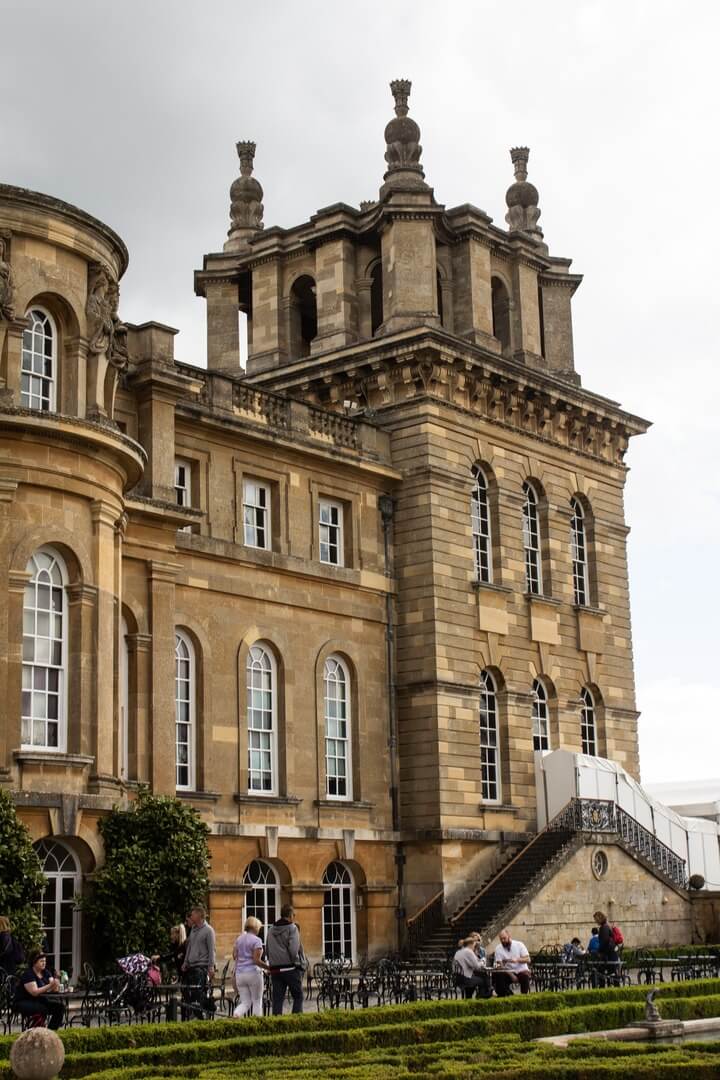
(232, 915, 268, 1017)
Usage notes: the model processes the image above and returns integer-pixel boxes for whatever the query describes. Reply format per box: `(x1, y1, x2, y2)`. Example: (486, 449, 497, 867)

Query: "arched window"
(581, 687, 597, 756)
(289, 275, 317, 357)
(370, 261, 383, 335)
(175, 631, 195, 790)
(571, 498, 589, 606)
(531, 678, 550, 751)
(322, 862, 355, 960)
(491, 277, 511, 351)
(247, 644, 277, 794)
(22, 548, 67, 751)
(324, 656, 352, 799)
(21, 308, 57, 412)
(471, 466, 492, 583)
(35, 840, 81, 980)
(120, 617, 129, 781)
(522, 482, 542, 595)
(479, 670, 500, 802)
(242, 859, 279, 930)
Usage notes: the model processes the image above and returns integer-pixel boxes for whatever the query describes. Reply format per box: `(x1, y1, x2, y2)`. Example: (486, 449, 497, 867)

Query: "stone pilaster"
(205, 277, 241, 373)
(148, 560, 179, 795)
(313, 239, 358, 351)
(89, 500, 120, 787)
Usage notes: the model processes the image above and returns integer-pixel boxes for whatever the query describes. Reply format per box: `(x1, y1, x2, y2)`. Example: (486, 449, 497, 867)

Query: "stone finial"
(225, 140, 264, 252)
(505, 146, 543, 239)
(0, 231, 16, 321)
(382, 78, 426, 193)
(9, 1027, 65, 1079)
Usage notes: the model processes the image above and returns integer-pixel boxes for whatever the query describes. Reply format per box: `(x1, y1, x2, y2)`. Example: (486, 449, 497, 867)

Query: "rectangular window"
(319, 499, 343, 566)
(174, 459, 192, 508)
(243, 480, 271, 550)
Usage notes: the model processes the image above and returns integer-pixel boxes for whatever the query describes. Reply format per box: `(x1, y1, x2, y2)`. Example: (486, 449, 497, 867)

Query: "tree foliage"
(0, 788, 46, 948)
(81, 791, 211, 961)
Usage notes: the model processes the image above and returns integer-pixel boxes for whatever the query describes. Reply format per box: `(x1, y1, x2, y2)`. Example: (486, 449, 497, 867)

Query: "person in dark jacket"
(152, 924, 187, 981)
(265, 905, 305, 1015)
(593, 909, 619, 985)
(14, 952, 64, 1029)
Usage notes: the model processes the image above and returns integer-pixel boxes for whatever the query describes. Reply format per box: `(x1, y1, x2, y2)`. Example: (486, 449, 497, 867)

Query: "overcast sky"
(3, 1, 718, 785)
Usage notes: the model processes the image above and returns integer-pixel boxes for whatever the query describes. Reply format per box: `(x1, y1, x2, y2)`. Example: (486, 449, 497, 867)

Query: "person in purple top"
(232, 916, 269, 1017)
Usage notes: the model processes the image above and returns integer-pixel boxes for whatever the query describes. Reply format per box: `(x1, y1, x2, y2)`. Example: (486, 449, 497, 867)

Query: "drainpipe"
(379, 494, 405, 928)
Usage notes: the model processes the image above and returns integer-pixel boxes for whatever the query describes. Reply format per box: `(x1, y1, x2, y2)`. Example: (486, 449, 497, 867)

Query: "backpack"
(610, 924, 624, 947)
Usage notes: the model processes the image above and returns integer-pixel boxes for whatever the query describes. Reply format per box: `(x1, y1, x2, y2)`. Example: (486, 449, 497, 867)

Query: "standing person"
(0, 916, 24, 977)
(493, 929, 531, 996)
(14, 952, 64, 1030)
(593, 910, 619, 986)
(152, 924, 187, 981)
(232, 916, 269, 1018)
(265, 904, 305, 1015)
(181, 906, 216, 1019)
(587, 927, 600, 955)
(453, 936, 492, 999)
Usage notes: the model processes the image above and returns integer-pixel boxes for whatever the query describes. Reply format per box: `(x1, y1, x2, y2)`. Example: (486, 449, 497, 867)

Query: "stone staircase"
(411, 826, 580, 961)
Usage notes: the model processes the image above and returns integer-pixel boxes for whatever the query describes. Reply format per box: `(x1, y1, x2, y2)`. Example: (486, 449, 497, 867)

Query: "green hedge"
(0, 993, 717, 1080)
(1, 978, 718, 1063)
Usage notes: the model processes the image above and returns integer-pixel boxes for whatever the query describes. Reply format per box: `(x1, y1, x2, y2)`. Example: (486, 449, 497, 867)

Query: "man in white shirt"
(453, 936, 492, 998)
(492, 929, 531, 995)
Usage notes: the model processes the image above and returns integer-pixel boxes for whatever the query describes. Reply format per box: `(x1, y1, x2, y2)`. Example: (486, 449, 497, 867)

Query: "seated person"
(562, 937, 586, 962)
(587, 927, 600, 956)
(15, 951, 64, 1030)
(453, 936, 492, 999)
(492, 929, 531, 996)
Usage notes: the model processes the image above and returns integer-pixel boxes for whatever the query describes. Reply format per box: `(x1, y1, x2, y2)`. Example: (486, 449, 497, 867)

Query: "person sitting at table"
(562, 937, 586, 962)
(14, 951, 65, 1029)
(493, 929, 531, 996)
(453, 937, 492, 999)
(468, 932, 487, 963)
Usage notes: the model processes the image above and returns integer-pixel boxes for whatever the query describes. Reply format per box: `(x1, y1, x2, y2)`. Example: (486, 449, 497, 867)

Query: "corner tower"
(195, 82, 650, 919)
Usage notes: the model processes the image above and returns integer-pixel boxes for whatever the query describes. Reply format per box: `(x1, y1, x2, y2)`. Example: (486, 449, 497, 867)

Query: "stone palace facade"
(2, 79, 679, 976)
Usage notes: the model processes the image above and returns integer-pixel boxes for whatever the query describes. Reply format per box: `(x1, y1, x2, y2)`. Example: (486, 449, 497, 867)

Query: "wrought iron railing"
(404, 889, 444, 956)
(548, 798, 688, 889)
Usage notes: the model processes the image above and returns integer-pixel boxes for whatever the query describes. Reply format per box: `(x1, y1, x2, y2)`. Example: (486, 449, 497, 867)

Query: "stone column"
(205, 277, 241, 373)
(313, 238, 358, 351)
(450, 237, 496, 348)
(66, 583, 96, 758)
(379, 215, 438, 335)
(148, 560, 179, 795)
(355, 276, 373, 340)
(510, 257, 543, 362)
(246, 260, 286, 372)
(3, 566, 28, 773)
(127, 632, 152, 782)
(539, 277, 578, 378)
(503, 689, 537, 824)
(89, 500, 119, 787)
(0, 317, 28, 404)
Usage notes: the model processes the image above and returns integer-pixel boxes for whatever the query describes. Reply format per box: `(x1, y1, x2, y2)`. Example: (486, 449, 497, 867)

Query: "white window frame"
(471, 466, 492, 583)
(243, 479, 271, 550)
(242, 859, 280, 929)
(324, 656, 352, 800)
(522, 482, 542, 595)
(247, 643, 278, 795)
(120, 617, 129, 781)
(479, 670, 500, 802)
(532, 678, 550, 751)
(581, 687, 597, 756)
(571, 497, 589, 606)
(175, 630, 196, 791)
(174, 459, 193, 508)
(21, 547, 68, 752)
(322, 861, 355, 961)
(319, 498, 344, 567)
(21, 308, 57, 412)
(35, 840, 81, 981)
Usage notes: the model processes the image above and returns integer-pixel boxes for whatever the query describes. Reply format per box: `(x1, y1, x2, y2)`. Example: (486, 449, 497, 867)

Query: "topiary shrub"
(80, 790, 211, 962)
(0, 788, 45, 951)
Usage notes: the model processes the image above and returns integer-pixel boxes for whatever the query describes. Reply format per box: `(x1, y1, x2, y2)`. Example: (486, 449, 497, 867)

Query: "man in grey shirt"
(181, 906, 216, 1019)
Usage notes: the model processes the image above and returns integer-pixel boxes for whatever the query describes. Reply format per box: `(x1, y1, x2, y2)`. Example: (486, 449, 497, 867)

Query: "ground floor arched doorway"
(34, 839, 82, 979)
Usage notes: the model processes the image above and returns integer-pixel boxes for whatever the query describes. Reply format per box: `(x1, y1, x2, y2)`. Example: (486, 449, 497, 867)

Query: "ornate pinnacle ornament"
(381, 78, 427, 193)
(505, 146, 543, 239)
(225, 140, 264, 252)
